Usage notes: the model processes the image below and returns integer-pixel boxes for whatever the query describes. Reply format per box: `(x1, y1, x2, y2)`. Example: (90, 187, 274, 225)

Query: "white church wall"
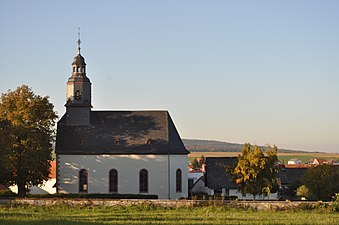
(169, 155, 188, 199)
(58, 154, 187, 199)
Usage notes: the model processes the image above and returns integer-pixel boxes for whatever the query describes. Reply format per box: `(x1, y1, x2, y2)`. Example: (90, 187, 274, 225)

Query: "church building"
(55, 37, 189, 199)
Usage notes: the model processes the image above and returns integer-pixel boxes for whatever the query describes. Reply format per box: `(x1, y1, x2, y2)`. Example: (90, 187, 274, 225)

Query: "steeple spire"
(65, 29, 92, 125)
(77, 27, 81, 54)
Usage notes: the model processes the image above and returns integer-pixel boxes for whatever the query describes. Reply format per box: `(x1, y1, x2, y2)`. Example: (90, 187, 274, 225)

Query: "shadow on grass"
(0, 220, 106, 225)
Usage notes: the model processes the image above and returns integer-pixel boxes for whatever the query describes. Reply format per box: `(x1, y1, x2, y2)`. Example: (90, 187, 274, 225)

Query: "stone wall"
(0, 198, 332, 210)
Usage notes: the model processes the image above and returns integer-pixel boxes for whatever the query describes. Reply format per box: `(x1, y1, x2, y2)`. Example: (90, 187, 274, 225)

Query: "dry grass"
(1, 204, 339, 225)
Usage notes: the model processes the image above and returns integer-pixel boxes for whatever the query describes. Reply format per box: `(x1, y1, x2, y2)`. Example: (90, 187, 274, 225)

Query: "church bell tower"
(65, 29, 92, 125)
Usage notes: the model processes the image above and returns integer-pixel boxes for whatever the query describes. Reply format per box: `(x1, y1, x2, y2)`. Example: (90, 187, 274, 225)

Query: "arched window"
(109, 169, 118, 193)
(176, 169, 182, 193)
(139, 169, 148, 193)
(79, 169, 88, 193)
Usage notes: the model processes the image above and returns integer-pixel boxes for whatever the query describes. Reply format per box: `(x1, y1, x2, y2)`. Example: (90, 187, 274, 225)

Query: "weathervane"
(77, 27, 81, 54)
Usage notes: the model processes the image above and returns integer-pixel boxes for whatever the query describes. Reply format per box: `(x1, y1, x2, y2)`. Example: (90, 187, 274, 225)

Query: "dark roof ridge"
(92, 109, 169, 112)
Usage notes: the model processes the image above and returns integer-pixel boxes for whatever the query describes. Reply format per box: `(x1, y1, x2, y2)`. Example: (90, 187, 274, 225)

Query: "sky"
(0, 1, 338, 153)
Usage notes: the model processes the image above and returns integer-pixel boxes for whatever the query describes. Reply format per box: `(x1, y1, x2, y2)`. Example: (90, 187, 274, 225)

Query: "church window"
(139, 169, 148, 193)
(73, 67, 76, 72)
(176, 169, 182, 193)
(79, 169, 88, 193)
(114, 138, 120, 145)
(77, 66, 80, 72)
(109, 169, 118, 193)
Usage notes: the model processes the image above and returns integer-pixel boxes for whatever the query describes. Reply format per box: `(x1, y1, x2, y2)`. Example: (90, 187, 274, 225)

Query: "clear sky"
(1, 1, 338, 153)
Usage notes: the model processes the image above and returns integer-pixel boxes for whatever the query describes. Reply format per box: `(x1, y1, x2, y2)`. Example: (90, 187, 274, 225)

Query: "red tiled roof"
(50, 161, 56, 179)
(313, 159, 327, 165)
(283, 164, 313, 169)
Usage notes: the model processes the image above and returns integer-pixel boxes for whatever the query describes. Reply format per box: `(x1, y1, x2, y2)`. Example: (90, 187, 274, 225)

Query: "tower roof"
(72, 54, 86, 66)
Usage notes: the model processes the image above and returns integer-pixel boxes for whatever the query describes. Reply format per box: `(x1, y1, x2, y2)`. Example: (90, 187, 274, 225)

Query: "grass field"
(189, 152, 339, 164)
(0, 204, 338, 225)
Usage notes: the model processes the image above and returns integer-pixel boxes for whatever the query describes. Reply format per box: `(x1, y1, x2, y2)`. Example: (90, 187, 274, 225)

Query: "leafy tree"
(304, 165, 339, 200)
(231, 143, 279, 199)
(191, 158, 199, 170)
(191, 155, 206, 170)
(0, 120, 13, 184)
(0, 85, 57, 197)
(200, 155, 206, 165)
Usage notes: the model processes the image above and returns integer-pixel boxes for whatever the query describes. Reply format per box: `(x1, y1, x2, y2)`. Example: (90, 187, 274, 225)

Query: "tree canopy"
(231, 143, 279, 199)
(304, 164, 339, 200)
(0, 85, 57, 196)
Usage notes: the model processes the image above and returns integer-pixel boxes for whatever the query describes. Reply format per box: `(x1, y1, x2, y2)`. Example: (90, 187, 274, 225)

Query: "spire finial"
(77, 27, 81, 54)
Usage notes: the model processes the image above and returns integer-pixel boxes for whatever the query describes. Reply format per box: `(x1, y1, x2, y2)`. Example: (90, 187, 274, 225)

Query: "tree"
(200, 155, 206, 165)
(0, 85, 57, 197)
(296, 185, 309, 199)
(231, 143, 279, 199)
(304, 165, 339, 200)
(0, 120, 13, 184)
(191, 158, 199, 169)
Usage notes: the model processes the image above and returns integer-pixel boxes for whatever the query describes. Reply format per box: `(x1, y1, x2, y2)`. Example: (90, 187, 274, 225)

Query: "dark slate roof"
(205, 157, 239, 190)
(72, 54, 86, 65)
(278, 166, 307, 185)
(56, 110, 189, 155)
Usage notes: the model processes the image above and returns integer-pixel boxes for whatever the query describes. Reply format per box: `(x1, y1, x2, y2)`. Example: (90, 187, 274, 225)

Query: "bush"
(304, 165, 339, 200)
(0, 188, 16, 197)
(331, 193, 339, 212)
(296, 185, 309, 199)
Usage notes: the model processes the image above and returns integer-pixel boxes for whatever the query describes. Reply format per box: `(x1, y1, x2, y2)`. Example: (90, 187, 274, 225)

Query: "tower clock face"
(75, 90, 82, 100)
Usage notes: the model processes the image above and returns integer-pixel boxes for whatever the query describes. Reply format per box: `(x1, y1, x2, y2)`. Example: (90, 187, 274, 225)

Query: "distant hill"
(182, 139, 309, 153)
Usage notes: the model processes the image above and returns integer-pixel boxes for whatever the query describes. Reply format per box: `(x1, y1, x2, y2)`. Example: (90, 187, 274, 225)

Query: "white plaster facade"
(57, 154, 188, 200)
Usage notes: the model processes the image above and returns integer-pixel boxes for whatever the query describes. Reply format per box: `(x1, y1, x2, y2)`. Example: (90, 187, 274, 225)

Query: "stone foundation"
(0, 198, 332, 210)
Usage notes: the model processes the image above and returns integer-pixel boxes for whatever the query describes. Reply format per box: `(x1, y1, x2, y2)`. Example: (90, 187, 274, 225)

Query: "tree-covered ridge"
(183, 139, 310, 153)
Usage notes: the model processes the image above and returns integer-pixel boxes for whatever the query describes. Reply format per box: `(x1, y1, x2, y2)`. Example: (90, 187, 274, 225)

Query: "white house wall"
(58, 154, 187, 199)
(9, 179, 56, 195)
(229, 189, 278, 200)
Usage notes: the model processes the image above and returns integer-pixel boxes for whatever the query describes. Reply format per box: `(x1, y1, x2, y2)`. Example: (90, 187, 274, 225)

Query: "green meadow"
(0, 204, 338, 225)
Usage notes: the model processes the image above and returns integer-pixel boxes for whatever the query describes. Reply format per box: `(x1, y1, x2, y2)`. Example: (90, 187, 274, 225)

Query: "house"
(9, 161, 57, 194)
(287, 158, 302, 165)
(312, 158, 328, 165)
(205, 157, 278, 200)
(55, 37, 189, 199)
(188, 171, 204, 194)
(278, 164, 309, 198)
(189, 175, 206, 195)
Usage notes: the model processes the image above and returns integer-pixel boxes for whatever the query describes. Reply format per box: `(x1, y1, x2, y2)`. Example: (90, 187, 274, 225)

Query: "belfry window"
(109, 169, 118, 193)
(79, 169, 88, 193)
(139, 169, 148, 193)
(74, 90, 82, 100)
